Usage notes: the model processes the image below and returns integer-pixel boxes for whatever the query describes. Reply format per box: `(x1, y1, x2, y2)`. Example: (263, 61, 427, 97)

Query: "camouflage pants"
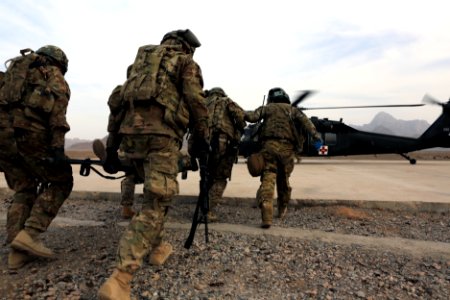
(256, 140, 294, 209)
(120, 174, 136, 207)
(5, 130, 73, 243)
(208, 134, 236, 210)
(117, 134, 180, 273)
(0, 128, 37, 244)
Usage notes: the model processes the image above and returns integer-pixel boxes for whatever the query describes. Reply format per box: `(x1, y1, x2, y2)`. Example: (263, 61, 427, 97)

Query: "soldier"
(245, 87, 322, 228)
(2, 46, 73, 267)
(204, 87, 246, 221)
(105, 64, 137, 219)
(98, 29, 209, 300)
(0, 67, 37, 270)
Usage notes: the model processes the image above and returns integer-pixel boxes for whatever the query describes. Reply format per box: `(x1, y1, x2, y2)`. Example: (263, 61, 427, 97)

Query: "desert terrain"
(0, 150, 449, 299)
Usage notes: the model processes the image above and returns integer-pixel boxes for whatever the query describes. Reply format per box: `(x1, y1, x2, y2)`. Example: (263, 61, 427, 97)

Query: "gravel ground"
(1, 195, 449, 300)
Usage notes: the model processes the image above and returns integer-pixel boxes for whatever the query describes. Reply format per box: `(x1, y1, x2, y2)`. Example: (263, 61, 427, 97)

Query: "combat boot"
(261, 202, 273, 229)
(11, 230, 53, 258)
(92, 139, 107, 161)
(8, 248, 34, 270)
(121, 206, 135, 219)
(149, 242, 173, 266)
(98, 269, 132, 300)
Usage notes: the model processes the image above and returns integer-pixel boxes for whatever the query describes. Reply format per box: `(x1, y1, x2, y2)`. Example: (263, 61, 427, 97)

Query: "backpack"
(121, 44, 182, 103)
(120, 44, 191, 138)
(207, 96, 236, 140)
(0, 49, 39, 105)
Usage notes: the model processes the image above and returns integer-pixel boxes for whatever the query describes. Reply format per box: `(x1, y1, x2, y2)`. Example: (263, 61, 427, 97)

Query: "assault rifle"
(65, 139, 198, 181)
(67, 158, 131, 180)
(184, 151, 209, 249)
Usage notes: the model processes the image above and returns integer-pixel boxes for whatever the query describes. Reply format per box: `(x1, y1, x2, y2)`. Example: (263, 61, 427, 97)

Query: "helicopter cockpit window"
(324, 132, 337, 145)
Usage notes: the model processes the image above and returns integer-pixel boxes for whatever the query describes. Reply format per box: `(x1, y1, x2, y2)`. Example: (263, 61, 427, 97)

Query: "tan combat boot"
(8, 248, 34, 270)
(121, 206, 135, 219)
(261, 202, 273, 229)
(149, 242, 173, 266)
(11, 230, 53, 258)
(92, 139, 107, 161)
(98, 269, 132, 300)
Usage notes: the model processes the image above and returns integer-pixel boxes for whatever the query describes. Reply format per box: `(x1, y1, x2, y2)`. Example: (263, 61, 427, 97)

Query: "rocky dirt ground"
(0, 192, 449, 300)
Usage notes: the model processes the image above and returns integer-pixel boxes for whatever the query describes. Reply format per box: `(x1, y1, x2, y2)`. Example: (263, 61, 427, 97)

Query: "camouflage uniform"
(120, 174, 136, 207)
(106, 67, 137, 214)
(104, 30, 208, 274)
(0, 70, 22, 192)
(205, 88, 245, 219)
(245, 88, 321, 227)
(3, 46, 73, 245)
(1, 70, 37, 239)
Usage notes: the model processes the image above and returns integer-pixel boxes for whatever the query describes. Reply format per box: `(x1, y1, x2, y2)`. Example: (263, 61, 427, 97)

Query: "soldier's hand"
(50, 147, 67, 166)
(103, 148, 121, 174)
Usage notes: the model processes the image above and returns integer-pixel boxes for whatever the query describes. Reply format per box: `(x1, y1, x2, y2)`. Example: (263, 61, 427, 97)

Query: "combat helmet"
(161, 29, 201, 54)
(36, 45, 69, 74)
(267, 87, 290, 104)
(208, 87, 226, 97)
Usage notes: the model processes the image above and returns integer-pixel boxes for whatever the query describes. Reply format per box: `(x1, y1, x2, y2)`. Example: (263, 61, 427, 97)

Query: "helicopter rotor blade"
(422, 94, 444, 106)
(291, 90, 317, 107)
(300, 103, 425, 110)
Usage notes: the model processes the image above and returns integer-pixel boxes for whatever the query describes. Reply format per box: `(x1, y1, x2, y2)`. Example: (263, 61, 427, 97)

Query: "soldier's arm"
(228, 100, 246, 132)
(244, 106, 264, 123)
(181, 60, 209, 140)
(106, 85, 125, 149)
(294, 109, 321, 141)
(47, 66, 70, 148)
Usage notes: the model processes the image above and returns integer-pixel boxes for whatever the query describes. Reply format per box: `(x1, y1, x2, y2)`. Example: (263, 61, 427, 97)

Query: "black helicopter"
(239, 92, 450, 164)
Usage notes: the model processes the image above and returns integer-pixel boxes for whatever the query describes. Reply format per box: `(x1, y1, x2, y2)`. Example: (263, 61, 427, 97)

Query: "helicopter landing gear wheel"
(400, 153, 416, 165)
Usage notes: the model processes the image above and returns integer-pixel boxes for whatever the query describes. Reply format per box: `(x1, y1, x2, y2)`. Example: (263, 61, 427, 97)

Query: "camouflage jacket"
(245, 102, 321, 143)
(206, 94, 246, 142)
(12, 65, 70, 148)
(0, 71, 8, 128)
(117, 44, 208, 144)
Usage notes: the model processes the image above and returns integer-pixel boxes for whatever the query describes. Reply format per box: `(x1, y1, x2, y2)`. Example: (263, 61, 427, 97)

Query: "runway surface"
(2, 159, 445, 204)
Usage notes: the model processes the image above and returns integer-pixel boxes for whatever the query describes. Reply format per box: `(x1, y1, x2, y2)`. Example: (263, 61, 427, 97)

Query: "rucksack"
(121, 44, 182, 103)
(0, 48, 39, 105)
(207, 96, 236, 140)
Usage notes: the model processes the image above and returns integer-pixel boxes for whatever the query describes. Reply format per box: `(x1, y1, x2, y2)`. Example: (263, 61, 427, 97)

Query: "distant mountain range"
(66, 112, 431, 150)
(350, 111, 429, 138)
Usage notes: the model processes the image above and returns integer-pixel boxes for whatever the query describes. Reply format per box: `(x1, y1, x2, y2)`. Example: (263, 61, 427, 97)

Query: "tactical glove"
(313, 140, 323, 151)
(50, 147, 67, 166)
(103, 147, 121, 174)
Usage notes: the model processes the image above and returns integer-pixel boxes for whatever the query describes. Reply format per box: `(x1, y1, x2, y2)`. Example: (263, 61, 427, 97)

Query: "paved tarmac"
(73, 159, 450, 202)
(1, 158, 449, 205)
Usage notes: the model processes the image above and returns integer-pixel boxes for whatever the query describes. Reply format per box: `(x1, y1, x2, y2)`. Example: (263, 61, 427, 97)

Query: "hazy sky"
(1, 0, 449, 140)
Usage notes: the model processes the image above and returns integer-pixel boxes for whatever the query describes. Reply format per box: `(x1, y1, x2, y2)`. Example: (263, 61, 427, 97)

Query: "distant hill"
(66, 138, 93, 149)
(350, 112, 430, 138)
(66, 136, 106, 151)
